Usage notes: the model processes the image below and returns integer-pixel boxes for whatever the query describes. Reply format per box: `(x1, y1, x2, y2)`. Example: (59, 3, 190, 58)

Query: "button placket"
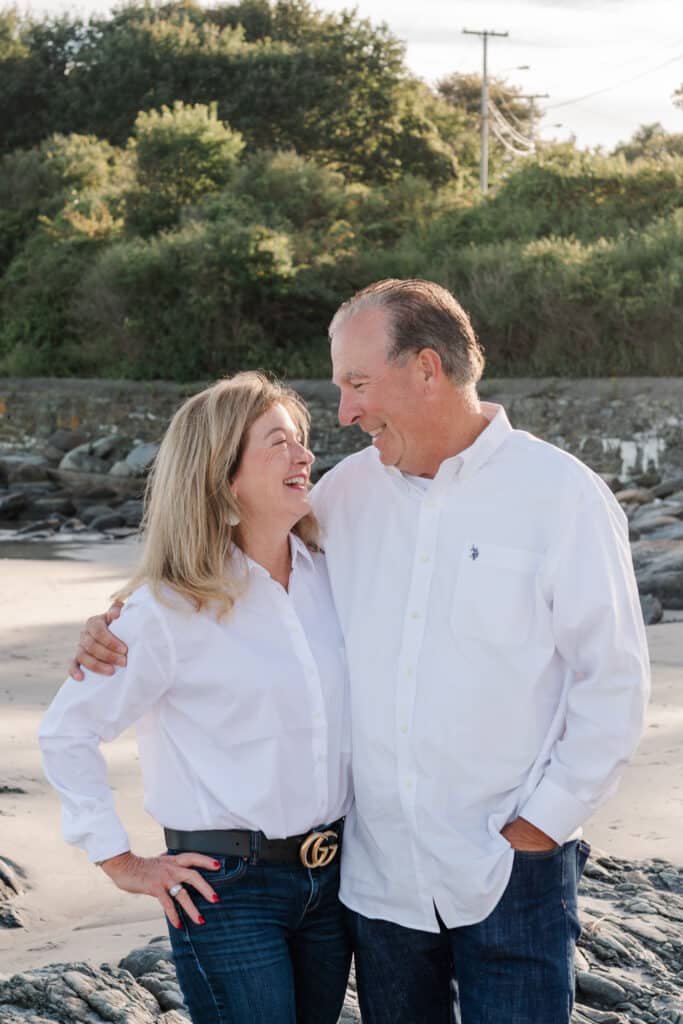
(395, 489, 441, 817)
(276, 588, 328, 803)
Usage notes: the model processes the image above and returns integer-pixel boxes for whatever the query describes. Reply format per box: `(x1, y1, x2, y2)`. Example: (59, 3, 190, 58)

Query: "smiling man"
(309, 278, 650, 1024)
(70, 278, 649, 1024)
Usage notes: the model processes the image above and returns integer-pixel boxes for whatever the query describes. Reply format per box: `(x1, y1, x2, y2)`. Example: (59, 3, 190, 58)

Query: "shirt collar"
(228, 532, 314, 580)
(443, 402, 512, 484)
(384, 402, 512, 490)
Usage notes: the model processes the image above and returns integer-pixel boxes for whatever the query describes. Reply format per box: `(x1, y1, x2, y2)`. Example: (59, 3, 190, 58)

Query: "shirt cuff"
(518, 776, 592, 845)
(63, 815, 131, 865)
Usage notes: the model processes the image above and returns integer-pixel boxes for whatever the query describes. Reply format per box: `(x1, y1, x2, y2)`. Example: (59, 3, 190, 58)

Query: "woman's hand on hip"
(98, 850, 222, 929)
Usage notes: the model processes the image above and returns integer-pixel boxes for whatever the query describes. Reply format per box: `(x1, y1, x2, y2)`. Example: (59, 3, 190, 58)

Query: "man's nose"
(338, 391, 358, 427)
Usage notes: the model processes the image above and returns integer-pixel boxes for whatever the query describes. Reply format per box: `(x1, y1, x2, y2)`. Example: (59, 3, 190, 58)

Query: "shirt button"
(410, 611, 421, 620)
(425, 500, 436, 510)
(404, 778, 413, 789)
(313, 711, 322, 721)
(420, 554, 430, 563)
(405, 667, 413, 677)
(400, 724, 408, 734)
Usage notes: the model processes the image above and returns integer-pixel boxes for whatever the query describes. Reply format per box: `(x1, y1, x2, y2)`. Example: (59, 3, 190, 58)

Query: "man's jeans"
(347, 839, 590, 1024)
(167, 851, 351, 1024)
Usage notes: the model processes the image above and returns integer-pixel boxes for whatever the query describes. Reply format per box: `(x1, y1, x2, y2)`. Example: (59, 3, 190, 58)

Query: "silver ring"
(168, 883, 184, 899)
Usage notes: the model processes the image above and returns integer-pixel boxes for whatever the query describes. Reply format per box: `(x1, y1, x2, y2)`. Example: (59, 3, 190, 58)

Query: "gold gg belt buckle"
(299, 829, 339, 868)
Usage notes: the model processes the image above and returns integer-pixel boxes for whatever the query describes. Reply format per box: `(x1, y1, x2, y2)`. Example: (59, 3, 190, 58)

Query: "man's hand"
(99, 850, 222, 929)
(69, 602, 128, 680)
(501, 816, 558, 852)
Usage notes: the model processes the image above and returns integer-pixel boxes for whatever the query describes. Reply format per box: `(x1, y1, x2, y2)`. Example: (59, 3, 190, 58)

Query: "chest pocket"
(451, 543, 543, 646)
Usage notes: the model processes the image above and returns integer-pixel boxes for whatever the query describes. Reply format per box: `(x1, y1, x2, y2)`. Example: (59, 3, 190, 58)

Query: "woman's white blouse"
(39, 535, 352, 863)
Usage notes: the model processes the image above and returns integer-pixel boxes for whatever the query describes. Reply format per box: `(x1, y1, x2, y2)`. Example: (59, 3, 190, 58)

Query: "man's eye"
(352, 382, 366, 391)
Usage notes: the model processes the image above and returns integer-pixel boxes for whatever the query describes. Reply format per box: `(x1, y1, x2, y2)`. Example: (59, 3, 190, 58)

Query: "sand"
(1, 539, 681, 976)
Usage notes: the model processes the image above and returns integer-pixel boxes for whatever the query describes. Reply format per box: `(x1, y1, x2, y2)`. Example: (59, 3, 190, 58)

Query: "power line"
(546, 52, 683, 111)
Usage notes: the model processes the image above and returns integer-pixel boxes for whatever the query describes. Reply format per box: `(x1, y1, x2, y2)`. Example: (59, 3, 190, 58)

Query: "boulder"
(124, 443, 159, 475)
(45, 428, 88, 453)
(59, 435, 126, 474)
(0, 455, 50, 484)
(90, 512, 126, 531)
(79, 504, 116, 525)
(0, 492, 26, 520)
(639, 594, 663, 625)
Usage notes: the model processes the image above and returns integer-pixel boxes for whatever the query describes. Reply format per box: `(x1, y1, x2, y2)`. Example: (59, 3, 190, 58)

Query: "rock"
(614, 488, 654, 505)
(79, 504, 116, 525)
(45, 428, 88, 453)
(0, 961, 168, 1021)
(652, 475, 683, 499)
(118, 499, 144, 528)
(0, 455, 51, 484)
(89, 512, 125, 531)
(0, 492, 26, 520)
(633, 540, 683, 608)
(15, 517, 62, 536)
(91, 435, 125, 459)
(577, 971, 628, 1006)
(28, 495, 75, 517)
(110, 460, 134, 477)
(639, 594, 663, 625)
(59, 435, 125, 474)
(124, 443, 159, 475)
(0, 857, 24, 930)
(119, 943, 175, 979)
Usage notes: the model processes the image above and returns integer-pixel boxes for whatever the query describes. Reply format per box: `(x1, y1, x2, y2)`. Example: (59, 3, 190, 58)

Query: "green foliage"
(612, 122, 683, 162)
(126, 101, 244, 234)
(0, 2, 682, 380)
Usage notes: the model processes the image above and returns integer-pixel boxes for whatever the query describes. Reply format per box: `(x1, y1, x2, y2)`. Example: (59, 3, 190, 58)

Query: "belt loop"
(249, 830, 261, 866)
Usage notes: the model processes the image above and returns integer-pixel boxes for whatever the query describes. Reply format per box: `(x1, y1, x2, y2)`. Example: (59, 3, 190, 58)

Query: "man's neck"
(402, 392, 490, 479)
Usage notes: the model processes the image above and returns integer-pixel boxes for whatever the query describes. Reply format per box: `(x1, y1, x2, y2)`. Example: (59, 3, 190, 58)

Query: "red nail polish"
(174, 921, 183, 929)
(212, 860, 220, 868)
(197, 915, 206, 925)
(211, 894, 220, 903)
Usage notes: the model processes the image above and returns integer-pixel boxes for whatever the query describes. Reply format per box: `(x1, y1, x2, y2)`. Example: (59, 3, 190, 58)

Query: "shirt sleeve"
(38, 591, 176, 863)
(519, 474, 650, 843)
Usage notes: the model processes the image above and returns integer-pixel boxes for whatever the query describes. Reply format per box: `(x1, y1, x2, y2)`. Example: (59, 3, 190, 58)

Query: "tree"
(612, 122, 683, 162)
(125, 101, 244, 235)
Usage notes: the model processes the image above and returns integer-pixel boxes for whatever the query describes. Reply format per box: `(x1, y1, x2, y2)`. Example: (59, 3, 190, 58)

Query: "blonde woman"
(40, 373, 353, 1024)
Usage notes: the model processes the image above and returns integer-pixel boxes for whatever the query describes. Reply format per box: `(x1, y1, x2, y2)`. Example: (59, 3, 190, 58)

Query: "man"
(71, 279, 650, 1023)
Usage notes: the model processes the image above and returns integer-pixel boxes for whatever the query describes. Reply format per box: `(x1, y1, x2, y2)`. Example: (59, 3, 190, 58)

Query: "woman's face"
(230, 403, 315, 531)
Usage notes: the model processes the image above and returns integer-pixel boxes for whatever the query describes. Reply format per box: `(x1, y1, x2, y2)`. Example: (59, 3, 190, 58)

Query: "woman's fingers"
(175, 866, 221, 907)
(171, 885, 205, 926)
(159, 892, 183, 930)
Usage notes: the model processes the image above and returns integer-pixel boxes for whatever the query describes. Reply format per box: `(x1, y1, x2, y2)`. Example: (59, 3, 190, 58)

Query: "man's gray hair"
(329, 279, 485, 387)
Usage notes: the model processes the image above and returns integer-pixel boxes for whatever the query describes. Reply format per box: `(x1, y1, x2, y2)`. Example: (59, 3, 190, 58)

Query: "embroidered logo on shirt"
(470, 545, 479, 561)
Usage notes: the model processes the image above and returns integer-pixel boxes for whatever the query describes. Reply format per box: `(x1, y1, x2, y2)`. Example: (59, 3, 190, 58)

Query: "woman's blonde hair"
(115, 372, 318, 616)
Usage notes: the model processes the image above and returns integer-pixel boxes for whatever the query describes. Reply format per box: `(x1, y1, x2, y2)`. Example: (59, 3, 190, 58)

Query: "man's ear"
(415, 348, 443, 388)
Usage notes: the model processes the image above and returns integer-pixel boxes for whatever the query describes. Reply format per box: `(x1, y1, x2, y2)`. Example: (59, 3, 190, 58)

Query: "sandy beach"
(1, 539, 681, 978)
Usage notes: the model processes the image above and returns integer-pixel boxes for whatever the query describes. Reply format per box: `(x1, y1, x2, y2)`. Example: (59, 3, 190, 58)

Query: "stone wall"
(2, 376, 683, 480)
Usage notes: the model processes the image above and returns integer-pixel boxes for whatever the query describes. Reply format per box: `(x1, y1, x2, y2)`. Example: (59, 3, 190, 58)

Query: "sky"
(16, 0, 683, 149)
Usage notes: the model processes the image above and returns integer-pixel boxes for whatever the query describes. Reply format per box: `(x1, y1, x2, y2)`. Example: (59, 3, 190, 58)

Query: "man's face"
(331, 306, 428, 473)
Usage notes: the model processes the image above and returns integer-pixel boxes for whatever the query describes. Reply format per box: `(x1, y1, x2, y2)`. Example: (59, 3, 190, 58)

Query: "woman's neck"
(237, 527, 292, 590)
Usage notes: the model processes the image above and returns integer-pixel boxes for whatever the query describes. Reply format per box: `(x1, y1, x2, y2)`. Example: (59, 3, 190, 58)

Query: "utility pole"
(462, 28, 508, 194)
(518, 93, 549, 141)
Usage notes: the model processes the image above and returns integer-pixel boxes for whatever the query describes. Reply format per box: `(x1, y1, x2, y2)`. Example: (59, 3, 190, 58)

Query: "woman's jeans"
(347, 839, 591, 1024)
(166, 850, 351, 1024)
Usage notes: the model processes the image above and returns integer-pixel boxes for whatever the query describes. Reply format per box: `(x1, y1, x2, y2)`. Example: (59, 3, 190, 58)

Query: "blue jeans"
(348, 840, 590, 1024)
(166, 851, 351, 1024)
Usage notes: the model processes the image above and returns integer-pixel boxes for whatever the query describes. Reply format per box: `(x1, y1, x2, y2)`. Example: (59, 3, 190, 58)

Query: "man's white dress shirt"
(39, 534, 352, 864)
(312, 403, 649, 932)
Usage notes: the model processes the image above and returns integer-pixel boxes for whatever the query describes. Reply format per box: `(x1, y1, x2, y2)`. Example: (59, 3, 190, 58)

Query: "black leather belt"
(164, 819, 343, 868)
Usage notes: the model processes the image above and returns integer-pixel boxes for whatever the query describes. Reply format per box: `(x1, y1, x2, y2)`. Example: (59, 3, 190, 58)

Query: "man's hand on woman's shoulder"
(69, 601, 128, 680)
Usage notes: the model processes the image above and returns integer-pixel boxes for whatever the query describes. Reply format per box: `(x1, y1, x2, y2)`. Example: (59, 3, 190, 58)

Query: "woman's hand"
(69, 603, 128, 680)
(99, 850, 222, 929)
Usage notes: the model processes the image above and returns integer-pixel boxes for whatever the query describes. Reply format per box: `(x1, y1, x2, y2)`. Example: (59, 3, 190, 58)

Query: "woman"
(39, 372, 353, 1024)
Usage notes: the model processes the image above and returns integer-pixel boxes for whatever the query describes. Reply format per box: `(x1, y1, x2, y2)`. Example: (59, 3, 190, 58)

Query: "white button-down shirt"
(39, 535, 352, 864)
(312, 403, 649, 931)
